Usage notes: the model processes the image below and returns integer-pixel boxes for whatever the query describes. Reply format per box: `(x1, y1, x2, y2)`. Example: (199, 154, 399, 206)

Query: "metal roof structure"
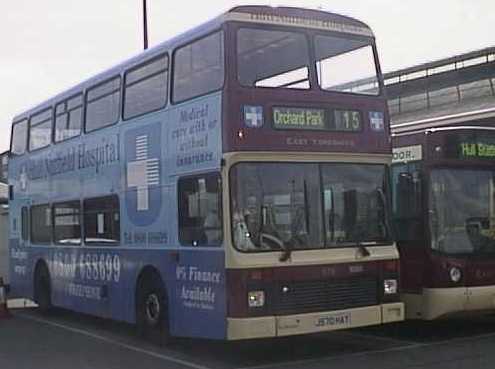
(383, 47, 495, 129)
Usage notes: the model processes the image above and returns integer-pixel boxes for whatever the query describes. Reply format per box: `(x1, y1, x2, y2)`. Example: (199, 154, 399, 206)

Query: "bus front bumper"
(226, 302, 404, 340)
(416, 286, 495, 320)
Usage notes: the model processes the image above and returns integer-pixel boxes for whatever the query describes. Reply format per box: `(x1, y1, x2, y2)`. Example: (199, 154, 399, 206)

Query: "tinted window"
(173, 31, 224, 103)
(391, 163, 423, 242)
(124, 55, 169, 119)
(55, 94, 83, 142)
(31, 204, 51, 244)
(53, 201, 81, 245)
(0, 152, 8, 183)
(237, 28, 310, 89)
(29, 109, 52, 151)
(85, 77, 121, 132)
(321, 164, 390, 245)
(84, 196, 120, 244)
(429, 169, 495, 255)
(178, 173, 222, 246)
(11, 119, 28, 156)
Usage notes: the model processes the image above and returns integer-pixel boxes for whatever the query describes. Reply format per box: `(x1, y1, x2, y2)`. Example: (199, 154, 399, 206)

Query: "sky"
(0, 0, 494, 152)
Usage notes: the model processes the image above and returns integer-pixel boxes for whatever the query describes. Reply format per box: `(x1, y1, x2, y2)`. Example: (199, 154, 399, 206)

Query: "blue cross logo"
(19, 165, 28, 192)
(127, 135, 160, 211)
(243, 105, 264, 128)
(369, 111, 385, 131)
(125, 122, 162, 227)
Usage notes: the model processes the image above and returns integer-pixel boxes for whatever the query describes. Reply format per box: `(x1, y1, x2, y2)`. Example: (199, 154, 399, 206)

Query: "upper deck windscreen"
(237, 27, 379, 95)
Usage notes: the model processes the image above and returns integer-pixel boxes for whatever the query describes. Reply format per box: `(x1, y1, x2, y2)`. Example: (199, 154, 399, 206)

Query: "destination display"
(446, 132, 495, 160)
(459, 142, 495, 159)
(332, 110, 362, 132)
(273, 107, 325, 130)
(272, 107, 362, 131)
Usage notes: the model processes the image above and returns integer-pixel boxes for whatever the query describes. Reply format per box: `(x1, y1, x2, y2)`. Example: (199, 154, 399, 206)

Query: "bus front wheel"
(34, 263, 52, 313)
(136, 272, 170, 345)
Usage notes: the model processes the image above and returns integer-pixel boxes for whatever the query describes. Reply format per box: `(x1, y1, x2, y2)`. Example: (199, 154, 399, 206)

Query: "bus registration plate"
(315, 312, 351, 328)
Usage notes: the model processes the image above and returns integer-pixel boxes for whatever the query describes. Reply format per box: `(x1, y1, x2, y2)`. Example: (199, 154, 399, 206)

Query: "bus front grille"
(272, 277, 378, 315)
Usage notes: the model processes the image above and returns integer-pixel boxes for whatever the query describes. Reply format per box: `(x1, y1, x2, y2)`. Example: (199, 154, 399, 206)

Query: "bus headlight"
(384, 279, 398, 295)
(248, 290, 265, 308)
(449, 267, 462, 283)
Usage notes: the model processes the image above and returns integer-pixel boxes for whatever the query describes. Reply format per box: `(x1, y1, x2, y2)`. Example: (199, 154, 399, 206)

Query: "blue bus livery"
(9, 6, 404, 342)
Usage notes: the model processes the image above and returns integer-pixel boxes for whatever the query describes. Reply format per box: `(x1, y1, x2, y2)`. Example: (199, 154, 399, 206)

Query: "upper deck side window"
(237, 28, 310, 89)
(315, 35, 379, 95)
(29, 108, 53, 151)
(55, 94, 83, 142)
(11, 119, 28, 156)
(124, 54, 169, 120)
(85, 76, 121, 132)
(172, 31, 224, 103)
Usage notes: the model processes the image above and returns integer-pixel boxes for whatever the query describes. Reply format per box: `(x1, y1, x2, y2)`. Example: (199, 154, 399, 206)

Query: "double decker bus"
(392, 124, 495, 320)
(8, 6, 403, 342)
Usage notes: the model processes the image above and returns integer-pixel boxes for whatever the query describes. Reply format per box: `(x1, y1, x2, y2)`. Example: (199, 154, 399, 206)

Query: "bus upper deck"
(11, 6, 390, 157)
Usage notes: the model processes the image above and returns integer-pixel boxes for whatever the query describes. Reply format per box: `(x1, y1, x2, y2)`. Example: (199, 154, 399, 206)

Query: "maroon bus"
(392, 125, 495, 319)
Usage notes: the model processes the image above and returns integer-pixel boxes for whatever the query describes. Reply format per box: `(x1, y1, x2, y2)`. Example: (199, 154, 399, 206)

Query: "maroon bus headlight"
(227, 268, 273, 317)
(248, 290, 265, 308)
(449, 267, 462, 283)
(381, 260, 400, 301)
(384, 279, 398, 295)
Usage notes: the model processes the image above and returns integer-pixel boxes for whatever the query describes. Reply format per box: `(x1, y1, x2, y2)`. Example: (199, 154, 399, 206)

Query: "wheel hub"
(145, 293, 161, 325)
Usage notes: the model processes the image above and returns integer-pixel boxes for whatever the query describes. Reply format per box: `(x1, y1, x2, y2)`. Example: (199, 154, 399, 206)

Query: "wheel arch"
(32, 258, 50, 291)
(134, 265, 168, 308)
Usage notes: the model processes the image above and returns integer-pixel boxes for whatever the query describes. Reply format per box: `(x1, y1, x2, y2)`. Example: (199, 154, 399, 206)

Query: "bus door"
(8, 198, 31, 296)
(392, 166, 425, 294)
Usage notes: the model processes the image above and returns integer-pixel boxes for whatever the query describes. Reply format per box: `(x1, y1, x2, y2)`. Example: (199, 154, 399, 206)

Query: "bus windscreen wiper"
(280, 180, 309, 262)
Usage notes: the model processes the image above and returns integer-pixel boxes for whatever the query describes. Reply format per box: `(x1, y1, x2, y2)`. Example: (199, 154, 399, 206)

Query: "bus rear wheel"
(34, 263, 52, 313)
(136, 273, 170, 345)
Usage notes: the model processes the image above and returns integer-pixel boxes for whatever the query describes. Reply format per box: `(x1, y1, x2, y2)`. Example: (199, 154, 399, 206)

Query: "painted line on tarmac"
(337, 330, 418, 346)
(235, 331, 495, 369)
(17, 313, 213, 369)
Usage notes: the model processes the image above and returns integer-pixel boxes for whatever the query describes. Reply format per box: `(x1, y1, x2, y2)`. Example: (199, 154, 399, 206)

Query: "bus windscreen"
(429, 168, 495, 255)
(230, 163, 391, 252)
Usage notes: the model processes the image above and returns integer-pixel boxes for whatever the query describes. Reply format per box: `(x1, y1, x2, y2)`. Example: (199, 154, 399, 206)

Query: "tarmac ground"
(2, 303, 495, 369)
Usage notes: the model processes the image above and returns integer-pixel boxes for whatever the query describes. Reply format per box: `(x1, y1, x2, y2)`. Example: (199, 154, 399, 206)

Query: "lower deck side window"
(83, 196, 120, 245)
(178, 173, 222, 246)
(31, 204, 51, 244)
(54, 201, 81, 245)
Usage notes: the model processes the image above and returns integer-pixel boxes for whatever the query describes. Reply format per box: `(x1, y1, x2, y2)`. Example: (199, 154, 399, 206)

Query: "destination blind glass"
(272, 107, 361, 131)
(446, 132, 495, 160)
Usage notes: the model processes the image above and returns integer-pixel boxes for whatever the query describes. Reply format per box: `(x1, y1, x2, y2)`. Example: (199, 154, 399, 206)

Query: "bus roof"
(12, 6, 373, 122)
(393, 125, 495, 138)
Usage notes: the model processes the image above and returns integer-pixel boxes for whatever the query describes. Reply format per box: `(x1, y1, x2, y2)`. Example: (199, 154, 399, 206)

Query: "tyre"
(136, 272, 170, 345)
(34, 263, 52, 313)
